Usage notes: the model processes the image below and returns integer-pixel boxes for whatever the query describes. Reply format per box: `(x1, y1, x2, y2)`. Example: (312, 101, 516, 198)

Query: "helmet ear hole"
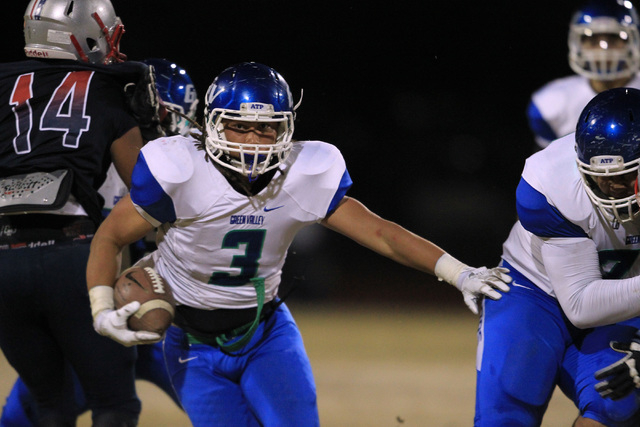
(86, 38, 97, 51)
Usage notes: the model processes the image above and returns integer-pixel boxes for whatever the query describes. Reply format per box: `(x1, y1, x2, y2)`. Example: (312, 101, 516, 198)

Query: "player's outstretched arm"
(321, 197, 511, 314)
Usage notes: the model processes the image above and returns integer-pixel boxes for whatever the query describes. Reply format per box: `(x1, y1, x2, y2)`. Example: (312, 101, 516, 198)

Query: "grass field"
(1, 303, 576, 426)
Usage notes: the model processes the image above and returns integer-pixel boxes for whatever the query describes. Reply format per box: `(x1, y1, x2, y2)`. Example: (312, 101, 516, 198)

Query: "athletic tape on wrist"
(434, 253, 468, 288)
(89, 286, 115, 320)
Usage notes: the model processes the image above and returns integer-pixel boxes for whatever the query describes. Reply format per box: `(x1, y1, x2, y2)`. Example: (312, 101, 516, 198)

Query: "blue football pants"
(163, 303, 319, 427)
(475, 261, 640, 427)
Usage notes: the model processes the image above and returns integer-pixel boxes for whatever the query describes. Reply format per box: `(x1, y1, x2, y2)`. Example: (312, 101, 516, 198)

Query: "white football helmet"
(203, 62, 295, 180)
(568, 0, 640, 80)
(24, 0, 126, 65)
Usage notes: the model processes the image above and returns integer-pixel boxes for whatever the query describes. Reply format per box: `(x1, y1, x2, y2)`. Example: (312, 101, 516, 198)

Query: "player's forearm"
(560, 276, 640, 328)
(543, 237, 640, 328)
(86, 232, 123, 291)
(374, 221, 446, 274)
(322, 196, 446, 274)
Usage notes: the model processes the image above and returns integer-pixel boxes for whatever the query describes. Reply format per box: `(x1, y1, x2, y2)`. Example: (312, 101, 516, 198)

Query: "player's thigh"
(162, 326, 260, 427)
(241, 305, 319, 427)
(135, 342, 181, 407)
(179, 367, 260, 427)
(0, 247, 68, 395)
(42, 244, 139, 414)
(475, 284, 570, 427)
(563, 322, 640, 427)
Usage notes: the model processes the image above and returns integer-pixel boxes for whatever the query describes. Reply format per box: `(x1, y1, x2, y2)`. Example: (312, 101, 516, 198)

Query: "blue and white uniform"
(129, 135, 351, 427)
(475, 134, 640, 426)
(99, 164, 128, 215)
(527, 74, 640, 149)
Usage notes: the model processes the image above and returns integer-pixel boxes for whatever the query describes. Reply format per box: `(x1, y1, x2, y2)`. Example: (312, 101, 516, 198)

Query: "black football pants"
(0, 242, 140, 426)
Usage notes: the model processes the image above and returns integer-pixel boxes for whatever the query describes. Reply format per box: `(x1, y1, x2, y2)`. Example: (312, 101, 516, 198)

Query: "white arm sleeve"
(543, 237, 640, 328)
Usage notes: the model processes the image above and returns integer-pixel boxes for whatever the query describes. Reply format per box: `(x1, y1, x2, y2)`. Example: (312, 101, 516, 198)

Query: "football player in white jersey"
(84, 62, 511, 426)
(527, 0, 640, 150)
(475, 87, 640, 427)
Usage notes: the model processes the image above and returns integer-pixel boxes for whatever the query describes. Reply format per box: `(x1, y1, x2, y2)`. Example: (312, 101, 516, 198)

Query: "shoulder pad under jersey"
(139, 136, 196, 184)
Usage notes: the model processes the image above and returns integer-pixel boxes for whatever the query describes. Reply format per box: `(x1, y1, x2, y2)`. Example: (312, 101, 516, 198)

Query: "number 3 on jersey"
(10, 71, 93, 154)
(209, 229, 266, 286)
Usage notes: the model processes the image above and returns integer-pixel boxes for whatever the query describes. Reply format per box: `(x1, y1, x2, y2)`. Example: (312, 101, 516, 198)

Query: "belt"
(0, 214, 95, 250)
(177, 278, 281, 353)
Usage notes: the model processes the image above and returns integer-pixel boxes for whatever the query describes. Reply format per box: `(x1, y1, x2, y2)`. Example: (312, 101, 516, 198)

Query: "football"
(113, 266, 176, 335)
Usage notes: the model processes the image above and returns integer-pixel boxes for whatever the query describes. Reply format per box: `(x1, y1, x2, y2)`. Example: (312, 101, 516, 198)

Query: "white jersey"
(98, 163, 128, 213)
(98, 129, 203, 214)
(501, 133, 640, 326)
(130, 136, 351, 310)
(528, 74, 640, 148)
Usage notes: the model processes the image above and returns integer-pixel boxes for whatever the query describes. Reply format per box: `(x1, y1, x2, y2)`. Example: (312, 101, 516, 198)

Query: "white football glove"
(93, 302, 163, 347)
(89, 286, 162, 347)
(435, 254, 511, 315)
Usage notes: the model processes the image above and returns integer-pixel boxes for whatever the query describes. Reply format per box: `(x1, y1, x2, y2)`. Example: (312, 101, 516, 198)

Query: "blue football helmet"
(576, 87, 640, 223)
(568, 0, 640, 80)
(203, 62, 295, 178)
(142, 58, 198, 136)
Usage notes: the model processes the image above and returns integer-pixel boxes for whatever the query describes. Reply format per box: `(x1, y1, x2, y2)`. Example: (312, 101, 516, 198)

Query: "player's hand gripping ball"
(113, 266, 176, 335)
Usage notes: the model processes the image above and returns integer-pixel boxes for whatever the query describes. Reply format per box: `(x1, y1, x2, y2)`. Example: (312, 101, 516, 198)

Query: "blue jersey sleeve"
(516, 177, 587, 238)
(526, 100, 557, 143)
(130, 152, 177, 224)
(326, 169, 353, 215)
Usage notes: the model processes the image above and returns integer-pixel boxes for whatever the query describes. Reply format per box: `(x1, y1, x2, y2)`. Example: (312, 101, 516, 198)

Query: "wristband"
(434, 253, 468, 287)
(89, 286, 115, 320)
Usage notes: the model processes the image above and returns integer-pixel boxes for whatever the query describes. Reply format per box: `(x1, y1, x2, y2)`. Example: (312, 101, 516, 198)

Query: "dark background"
(5, 1, 591, 306)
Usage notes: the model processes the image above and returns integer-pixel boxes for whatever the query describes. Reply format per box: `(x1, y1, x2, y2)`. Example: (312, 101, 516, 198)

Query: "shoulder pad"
(287, 141, 344, 176)
(140, 136, 195, 184)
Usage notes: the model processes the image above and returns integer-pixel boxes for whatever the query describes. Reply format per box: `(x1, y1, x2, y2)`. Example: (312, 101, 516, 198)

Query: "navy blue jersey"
(0, 59, 144, 224)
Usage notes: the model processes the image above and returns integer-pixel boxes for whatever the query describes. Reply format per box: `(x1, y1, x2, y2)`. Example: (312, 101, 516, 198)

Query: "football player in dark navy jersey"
(0, 59, 147, 226)
(0, 0, 159, 426)
(0, 59, 200, 427)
